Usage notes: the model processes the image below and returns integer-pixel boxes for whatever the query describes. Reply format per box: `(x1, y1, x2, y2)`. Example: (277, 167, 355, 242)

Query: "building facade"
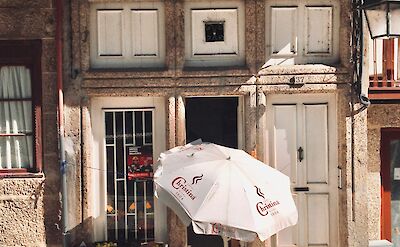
(0, 0, 62, 246)
(0, 0, 373, 246)
(367, 37, 400, 246)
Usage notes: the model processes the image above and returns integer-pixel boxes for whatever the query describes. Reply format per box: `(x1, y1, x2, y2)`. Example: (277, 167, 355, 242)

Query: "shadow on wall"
(66, 216, 151, 247)
(42, 173, 63, 246)
(68, 216, 95, 247)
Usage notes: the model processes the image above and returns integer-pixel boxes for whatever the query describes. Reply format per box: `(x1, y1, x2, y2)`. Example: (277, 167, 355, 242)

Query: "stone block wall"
(63, 0, 366, 246)
(0, 0, 371, 246)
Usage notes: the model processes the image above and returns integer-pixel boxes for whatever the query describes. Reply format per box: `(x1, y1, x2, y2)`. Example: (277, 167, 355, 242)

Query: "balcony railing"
(369, 38, 400, 100)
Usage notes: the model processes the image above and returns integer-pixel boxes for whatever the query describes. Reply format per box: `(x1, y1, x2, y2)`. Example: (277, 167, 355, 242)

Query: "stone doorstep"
(369, 240, 393, 247)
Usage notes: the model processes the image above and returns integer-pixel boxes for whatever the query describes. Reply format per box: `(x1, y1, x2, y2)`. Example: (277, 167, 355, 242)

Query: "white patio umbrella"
(154, 141, 298, 242)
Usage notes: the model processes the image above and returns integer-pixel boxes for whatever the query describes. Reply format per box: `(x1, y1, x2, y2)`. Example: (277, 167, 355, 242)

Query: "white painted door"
(266, 94, 338, 247)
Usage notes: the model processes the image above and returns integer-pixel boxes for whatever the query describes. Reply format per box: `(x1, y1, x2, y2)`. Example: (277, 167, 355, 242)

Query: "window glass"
(0, 66, 33, 169)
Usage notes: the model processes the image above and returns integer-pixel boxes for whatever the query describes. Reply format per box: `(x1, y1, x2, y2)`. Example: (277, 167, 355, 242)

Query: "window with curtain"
(0, 66, 33, 169)
(0, 40, 42, 173)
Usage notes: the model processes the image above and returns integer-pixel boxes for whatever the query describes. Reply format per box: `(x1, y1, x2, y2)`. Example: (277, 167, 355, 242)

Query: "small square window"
(204, 22, 225, 42)
(187, 6, 244, 66)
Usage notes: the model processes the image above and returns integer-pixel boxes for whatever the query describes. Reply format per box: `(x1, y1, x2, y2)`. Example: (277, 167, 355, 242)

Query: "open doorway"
(186, 97, 238, 148)
(185, 96, 239, 247)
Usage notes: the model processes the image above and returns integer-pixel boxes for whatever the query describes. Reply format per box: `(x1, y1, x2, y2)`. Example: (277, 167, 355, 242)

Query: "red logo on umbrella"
(172, 176, 197, 200)
(255, 186, 280, 216)
(212, 223, 222, 234)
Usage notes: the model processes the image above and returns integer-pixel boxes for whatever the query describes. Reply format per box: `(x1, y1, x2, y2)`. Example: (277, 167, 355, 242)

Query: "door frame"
(183, 95, 245, 247)
(90, 97, 167, 243)
(264, 93, 339, 247)
(380, 128, 400, 241)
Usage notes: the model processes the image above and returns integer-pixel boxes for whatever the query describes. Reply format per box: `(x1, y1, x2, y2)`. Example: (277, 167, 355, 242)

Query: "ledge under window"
(0, 169, 44, 179)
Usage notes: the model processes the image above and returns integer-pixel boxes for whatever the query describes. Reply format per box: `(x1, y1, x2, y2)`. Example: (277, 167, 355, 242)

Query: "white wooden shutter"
(131, 10, 159, 57)
(305, 7, 332, 54)
(271, 7, 297, 55)
(97, 10, 123, 56)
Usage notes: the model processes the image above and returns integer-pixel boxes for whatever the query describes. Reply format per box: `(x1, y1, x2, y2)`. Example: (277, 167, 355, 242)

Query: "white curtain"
(0, 66, 33, 169)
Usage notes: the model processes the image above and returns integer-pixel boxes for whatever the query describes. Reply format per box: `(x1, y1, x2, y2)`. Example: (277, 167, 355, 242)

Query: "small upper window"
(184, 0, 245, 67)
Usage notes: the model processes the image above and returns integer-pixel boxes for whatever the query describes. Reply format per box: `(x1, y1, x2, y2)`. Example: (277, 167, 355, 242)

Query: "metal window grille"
(104, 109, 154, 244)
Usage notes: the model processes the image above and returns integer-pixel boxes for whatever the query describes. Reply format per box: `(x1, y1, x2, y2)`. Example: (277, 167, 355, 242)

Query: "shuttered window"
(265, 0, 340, 66)
(90, 2, 165, 68)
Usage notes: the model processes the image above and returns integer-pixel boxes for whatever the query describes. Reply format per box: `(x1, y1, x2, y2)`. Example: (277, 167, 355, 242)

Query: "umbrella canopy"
(154, 142, 298, 242)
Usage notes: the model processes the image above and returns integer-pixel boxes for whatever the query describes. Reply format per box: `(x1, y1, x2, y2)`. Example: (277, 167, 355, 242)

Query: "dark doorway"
(185, 96, 239, 247)
(185, 97, 238, 149)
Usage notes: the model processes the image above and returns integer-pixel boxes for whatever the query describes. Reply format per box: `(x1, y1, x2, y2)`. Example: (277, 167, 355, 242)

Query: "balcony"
(368, 38, 400, 101)
(369, 80, 400, 100)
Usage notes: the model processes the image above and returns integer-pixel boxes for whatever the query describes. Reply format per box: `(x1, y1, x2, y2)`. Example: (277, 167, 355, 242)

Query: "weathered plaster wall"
(0, 0, 61, 246)
(367, 104, 400, 240)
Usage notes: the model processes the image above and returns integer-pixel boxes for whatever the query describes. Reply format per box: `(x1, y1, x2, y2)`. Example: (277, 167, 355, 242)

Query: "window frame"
(0, 40, 43, 174)
(90, 97, 167, 243)
(183, 0, 246, 67)
(103, 109, 156, 243)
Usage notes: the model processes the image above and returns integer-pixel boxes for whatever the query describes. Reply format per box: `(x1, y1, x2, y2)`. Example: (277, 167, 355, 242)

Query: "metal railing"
(368, 38, 400, 99)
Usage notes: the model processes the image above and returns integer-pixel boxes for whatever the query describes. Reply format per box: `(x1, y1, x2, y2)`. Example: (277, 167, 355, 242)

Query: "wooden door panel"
(304, 104, 329, 185)
(267, 95, 337, 247)
(271, 104, 299, 247)
(273, 105, 298, 185)
(307, 194, 330, 246)
(276, 193, 299, 247)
